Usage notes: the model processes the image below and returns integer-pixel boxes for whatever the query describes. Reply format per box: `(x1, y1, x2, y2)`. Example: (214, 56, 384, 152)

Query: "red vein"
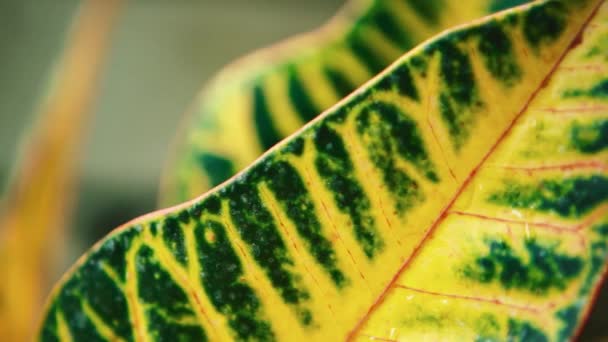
(559, 64, 606, 71)
(318, 198, 369, 284)
(427, 116, 458, 182)
(451, 206, 608, 233)
(342, 127, 403, 248)
(154, 245, 217, 336)
(425, 83, 458, 183)
(423, 52, 457, 183)
(587, 23, 606, 29)
(446, 212, 594, 250)
(537, 105, 608, 113)
(493, 160, 608, 172)
(395, 285, 546, 313)
(303, 164, 371, 288)
(220, 215, 276, 304)
(359, 334, 398, 342)
(574, 207, 608, 232)
(376, 188, 399, 247)
(449, 210, 577, 232)
(457, 210, 590, 249)
(188, 289, 215, 331)
(260, 187, 336, 316)
(346, 6, 602, 338)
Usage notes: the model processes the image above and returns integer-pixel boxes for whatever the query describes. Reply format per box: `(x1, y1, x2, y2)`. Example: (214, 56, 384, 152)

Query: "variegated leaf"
(40, 1, 607, 341)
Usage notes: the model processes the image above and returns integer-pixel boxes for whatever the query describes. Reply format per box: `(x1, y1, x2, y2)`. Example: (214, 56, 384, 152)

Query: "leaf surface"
(40, 1, 607, 341)
(159, 0, 535, 206)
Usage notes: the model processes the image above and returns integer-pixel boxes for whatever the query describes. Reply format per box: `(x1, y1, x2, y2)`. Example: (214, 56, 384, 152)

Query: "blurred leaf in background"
(0, 0, 122, 339)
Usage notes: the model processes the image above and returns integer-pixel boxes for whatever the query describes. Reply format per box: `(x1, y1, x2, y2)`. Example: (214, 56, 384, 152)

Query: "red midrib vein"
(345, 2, 604, 340)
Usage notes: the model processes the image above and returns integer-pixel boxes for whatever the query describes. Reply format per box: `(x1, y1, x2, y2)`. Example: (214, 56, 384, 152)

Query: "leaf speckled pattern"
(39, 0, 607, 341)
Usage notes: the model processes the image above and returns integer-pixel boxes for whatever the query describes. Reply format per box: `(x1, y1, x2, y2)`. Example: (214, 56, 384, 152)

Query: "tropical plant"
(1, 0, 606, 341)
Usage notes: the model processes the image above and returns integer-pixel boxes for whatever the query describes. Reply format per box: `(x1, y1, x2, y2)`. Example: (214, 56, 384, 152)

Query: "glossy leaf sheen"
(40, 0, 607, 341)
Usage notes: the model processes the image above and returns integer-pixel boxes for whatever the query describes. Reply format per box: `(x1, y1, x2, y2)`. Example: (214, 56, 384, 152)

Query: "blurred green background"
(0, 1, 606, 339)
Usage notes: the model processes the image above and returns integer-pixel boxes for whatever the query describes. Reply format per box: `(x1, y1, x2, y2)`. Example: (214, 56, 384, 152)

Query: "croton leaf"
(159, 0, 535, 206)
(0, 1, 121, 340)
(40, 0, 607, 341)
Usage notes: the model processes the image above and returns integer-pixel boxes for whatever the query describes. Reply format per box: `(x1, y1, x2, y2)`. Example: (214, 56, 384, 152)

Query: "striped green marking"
(264, 158, 347, 287)
(313, 122, 384, 258)
(40, 305, 62, 342)
(476, 22, 522, 86)
(523, 1, 568, 49)
(355, 102, 437, 215)
(198, 153, 235, 188)
(348, 31, 388, 75)
(405, 0, 444, 25)
(489, 0, 533, 12)
(41, 231, 138, 341)
(366, 5, 413, 48)
(375, 63, 420, 101)
(564, 79, 608, 99)
(463, 238, 584, 293)
(433, 38, 483, 150)
(253, 84, 282, 151)
(507, 319, 549, 342)
(45, 298, 105, 341)
(283, 136, 305, 156)
(570, 119, 608, 153)
(222, 175, 313, 325)
(194, 219, 275, 340)
(287, 66, 320, 123)
(324, 66, 358, 98)
(361, 102, 437, 182)
(488, 175, 608, 218)
(162, 216, 188, 266)
(579, 220, 608, 294)
(136, 245, 206, 340)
